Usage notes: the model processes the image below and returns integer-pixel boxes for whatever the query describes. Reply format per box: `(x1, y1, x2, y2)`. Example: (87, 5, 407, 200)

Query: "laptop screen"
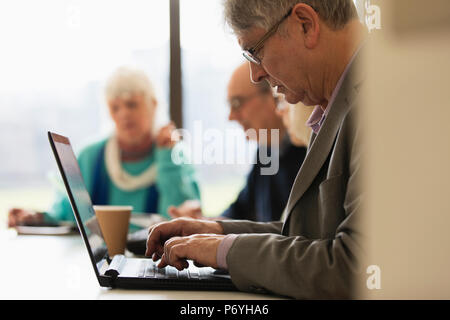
(48, 132, 107, 278)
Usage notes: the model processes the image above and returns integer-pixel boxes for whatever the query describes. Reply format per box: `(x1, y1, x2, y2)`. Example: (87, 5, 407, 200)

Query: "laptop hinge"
(104, 254, 126, 279)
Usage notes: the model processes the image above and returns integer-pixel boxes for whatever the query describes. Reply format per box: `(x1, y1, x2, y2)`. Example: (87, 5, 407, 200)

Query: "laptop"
(48, 131, 236, 291)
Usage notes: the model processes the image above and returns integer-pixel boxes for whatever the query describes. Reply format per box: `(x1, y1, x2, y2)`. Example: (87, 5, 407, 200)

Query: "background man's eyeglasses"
(228, 92, 263, 110)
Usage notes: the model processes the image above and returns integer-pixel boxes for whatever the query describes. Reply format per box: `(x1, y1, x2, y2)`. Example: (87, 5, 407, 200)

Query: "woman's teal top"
(44, 138, 200, 225)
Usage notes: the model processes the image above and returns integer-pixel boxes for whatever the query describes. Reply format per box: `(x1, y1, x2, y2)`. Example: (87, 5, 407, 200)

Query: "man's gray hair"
(223, 0, 358, 35)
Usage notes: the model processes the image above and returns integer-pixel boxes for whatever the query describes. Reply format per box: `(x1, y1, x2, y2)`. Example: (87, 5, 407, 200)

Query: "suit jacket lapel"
(284, 51, 365, 220)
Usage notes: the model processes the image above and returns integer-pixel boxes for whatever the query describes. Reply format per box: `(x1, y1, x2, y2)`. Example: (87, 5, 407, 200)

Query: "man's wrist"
(206, 220, 224, 234)
(216, 234, 238, 270)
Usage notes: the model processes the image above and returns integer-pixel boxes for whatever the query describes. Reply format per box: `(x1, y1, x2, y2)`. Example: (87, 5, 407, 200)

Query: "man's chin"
(286, 93, 315, 107)
(284, 94, 304, 105)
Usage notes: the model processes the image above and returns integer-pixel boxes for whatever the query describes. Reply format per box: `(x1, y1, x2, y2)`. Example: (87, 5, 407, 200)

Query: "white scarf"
(104, 135, 157, 191)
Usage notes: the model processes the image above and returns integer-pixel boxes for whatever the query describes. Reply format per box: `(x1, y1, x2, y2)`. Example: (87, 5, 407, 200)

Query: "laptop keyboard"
(138, 259, 201, 280)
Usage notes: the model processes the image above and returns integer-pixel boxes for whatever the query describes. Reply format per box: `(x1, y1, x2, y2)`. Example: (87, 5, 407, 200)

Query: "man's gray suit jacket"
(218, 51, 365, 299)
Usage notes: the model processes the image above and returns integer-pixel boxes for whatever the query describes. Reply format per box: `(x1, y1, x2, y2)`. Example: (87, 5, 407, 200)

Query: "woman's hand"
(156, 122, 180, 149)
(7, 208, 43, 227)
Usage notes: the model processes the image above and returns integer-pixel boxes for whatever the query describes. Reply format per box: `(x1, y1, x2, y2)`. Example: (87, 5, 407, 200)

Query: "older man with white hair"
(145, 0, 366, 299)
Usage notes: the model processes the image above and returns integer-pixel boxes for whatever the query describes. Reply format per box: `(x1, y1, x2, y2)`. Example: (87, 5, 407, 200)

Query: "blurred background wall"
(360, 0, 450, 299)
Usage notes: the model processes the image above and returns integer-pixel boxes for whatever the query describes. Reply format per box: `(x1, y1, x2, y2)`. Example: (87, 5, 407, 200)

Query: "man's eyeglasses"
(242, 8, 293, 65)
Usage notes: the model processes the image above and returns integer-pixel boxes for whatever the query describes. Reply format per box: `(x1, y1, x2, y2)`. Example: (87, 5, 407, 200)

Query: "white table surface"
(0, 229, 283, 300)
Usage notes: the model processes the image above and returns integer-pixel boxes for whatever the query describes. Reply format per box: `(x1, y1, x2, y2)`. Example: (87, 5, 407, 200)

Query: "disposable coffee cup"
(93, 205, 133, 257)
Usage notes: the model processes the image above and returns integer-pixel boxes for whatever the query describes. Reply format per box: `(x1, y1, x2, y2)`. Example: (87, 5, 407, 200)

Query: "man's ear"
(291, 3, 320, 49)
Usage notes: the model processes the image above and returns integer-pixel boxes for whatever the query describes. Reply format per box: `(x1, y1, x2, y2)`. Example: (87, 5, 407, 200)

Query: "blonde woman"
(276, 101, 315, 148)
(8, 66, 200, 228)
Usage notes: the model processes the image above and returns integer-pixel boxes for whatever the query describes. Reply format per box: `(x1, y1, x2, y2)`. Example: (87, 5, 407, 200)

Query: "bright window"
(0, 0, 170, 224)
(180, 0, 256, 216)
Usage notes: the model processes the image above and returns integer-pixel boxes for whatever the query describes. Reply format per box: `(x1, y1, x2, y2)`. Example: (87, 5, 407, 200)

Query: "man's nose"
(249, 62, 268, 84)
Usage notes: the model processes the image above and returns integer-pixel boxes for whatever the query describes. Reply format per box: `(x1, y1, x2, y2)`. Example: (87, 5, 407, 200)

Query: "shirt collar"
(306, 43, 364, 134)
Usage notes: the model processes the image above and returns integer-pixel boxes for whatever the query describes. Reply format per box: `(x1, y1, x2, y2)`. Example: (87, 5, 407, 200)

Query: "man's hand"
(145, 217, 224, 266)
(168, 200, 203, 219)
(158, 234, 225, 270)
